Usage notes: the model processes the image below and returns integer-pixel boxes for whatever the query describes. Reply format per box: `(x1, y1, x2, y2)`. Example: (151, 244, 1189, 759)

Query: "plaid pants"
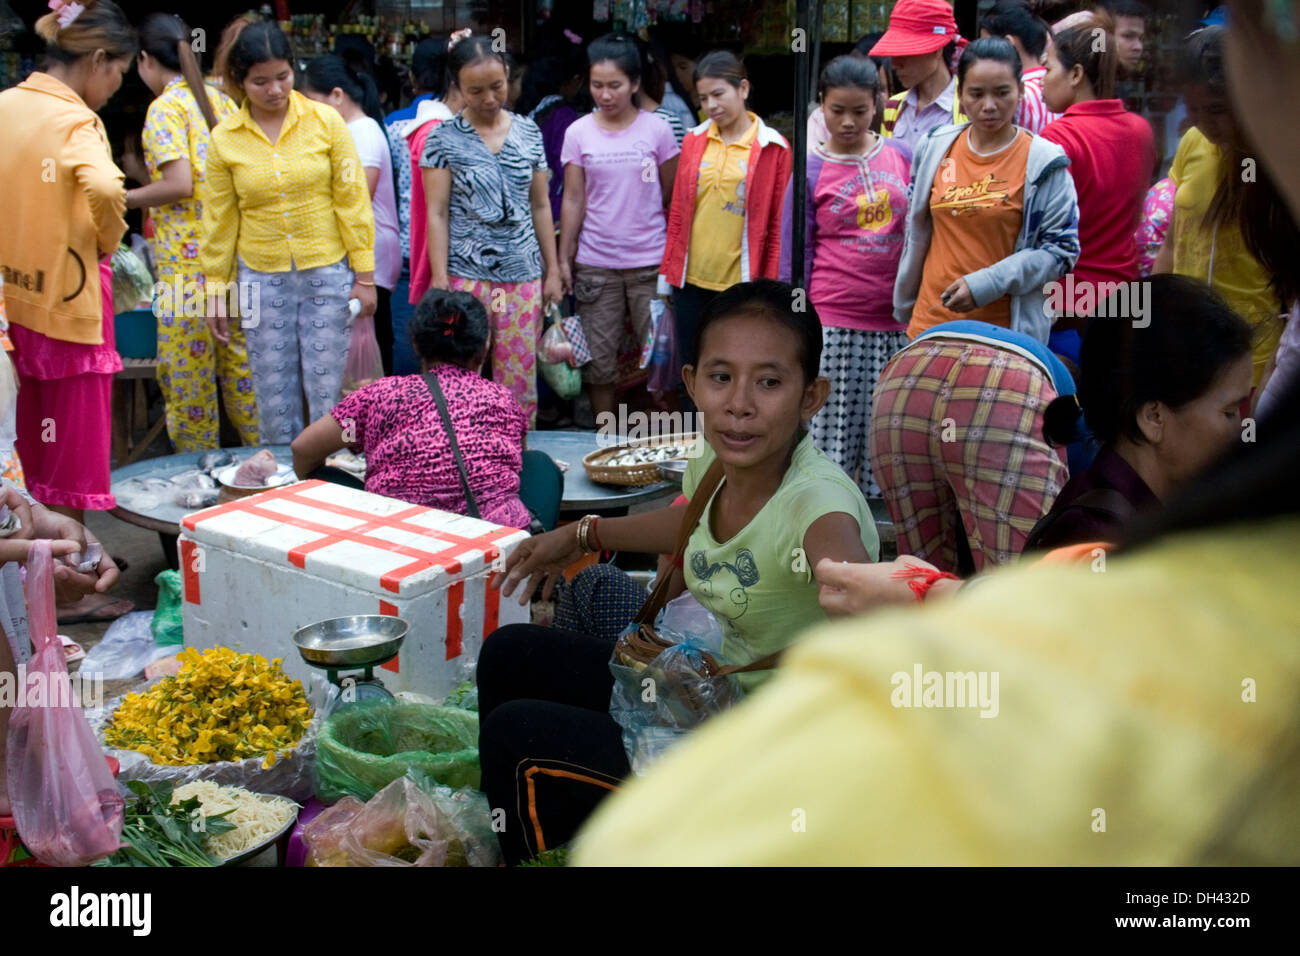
(869, 338, 1067, 572)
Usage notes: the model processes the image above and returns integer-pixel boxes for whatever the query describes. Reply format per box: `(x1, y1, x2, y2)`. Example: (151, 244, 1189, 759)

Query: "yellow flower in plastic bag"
(105, 647, 312, 766)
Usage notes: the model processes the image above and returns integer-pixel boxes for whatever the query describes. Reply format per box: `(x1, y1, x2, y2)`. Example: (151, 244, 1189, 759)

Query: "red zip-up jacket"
(659, 115, 792, 292)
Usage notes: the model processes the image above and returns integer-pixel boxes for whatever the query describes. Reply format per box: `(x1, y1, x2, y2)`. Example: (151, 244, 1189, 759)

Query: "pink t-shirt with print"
(560, 110, 679, 270)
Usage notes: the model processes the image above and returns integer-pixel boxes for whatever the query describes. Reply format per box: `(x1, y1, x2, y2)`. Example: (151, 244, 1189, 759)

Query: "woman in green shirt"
(480, 279, 879, 863)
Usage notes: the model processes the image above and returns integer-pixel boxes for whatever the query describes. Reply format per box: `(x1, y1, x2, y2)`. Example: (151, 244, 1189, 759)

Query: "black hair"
(447, 34, 509, 90)
(1239, 162, 1300, 307)
(647, 30, 695, 108)
(1178, 23, 1227, 93)
(517, 50, 589, 117)
(138, 12, 218, 129)
(635, 37, 666, 105)
(302, 54, 384, 125)
(1053, 10, 1118, 100)
(1042, 275, 1254, 448)
(1122, 373, 1300, 551)
(818, 54, 881, 99)
(978, 0, 1050, 58)
(588, 33, 641, 85)
(694, 50, 747, 89)
(412, 36, 449, 95)
(226, 20, 293, 100)
(1101, 0, 1151, 19)
(958, 36, 1023, 88)
(692, 280, 822, 383)
(410, 290, 490, 365)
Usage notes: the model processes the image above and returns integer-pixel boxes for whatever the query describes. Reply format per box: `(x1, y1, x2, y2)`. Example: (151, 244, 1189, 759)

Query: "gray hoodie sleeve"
(962, 160, 1081, 307)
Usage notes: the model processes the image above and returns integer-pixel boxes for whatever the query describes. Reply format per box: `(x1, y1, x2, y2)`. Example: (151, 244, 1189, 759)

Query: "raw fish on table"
(233, 450, 278, 487)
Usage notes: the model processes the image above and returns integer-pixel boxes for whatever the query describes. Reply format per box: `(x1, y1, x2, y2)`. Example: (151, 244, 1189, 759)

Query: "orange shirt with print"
(911, 128, 1031, 337)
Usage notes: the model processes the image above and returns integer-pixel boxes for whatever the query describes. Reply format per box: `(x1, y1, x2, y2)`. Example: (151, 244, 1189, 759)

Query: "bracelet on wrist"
(356, 279, 375, 287)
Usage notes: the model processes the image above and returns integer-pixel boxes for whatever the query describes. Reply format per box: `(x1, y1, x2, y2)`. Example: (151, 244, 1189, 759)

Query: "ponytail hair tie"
(449, 28, 473, 49)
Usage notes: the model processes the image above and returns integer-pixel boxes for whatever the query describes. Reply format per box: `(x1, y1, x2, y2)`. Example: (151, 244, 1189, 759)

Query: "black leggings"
(375, 286, 394, 376)
(477, 624, 629, 864)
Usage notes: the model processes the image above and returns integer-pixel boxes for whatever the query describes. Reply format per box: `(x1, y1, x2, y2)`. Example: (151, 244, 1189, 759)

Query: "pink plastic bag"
(5, 541, 124, 865)
(342, 313, 384, 394)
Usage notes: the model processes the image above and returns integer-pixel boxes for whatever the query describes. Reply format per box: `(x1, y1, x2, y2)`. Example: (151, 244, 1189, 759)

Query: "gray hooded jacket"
(893, 123, 1081, 343)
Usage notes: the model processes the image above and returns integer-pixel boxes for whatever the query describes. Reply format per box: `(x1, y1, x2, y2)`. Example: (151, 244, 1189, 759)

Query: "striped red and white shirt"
(1017, 67, 1060, 135)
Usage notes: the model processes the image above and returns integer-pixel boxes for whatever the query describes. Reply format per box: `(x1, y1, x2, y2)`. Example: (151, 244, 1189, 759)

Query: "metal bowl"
(219, 800, 301, 867)
(291, 615, 410, 668)
(657, 459, 688, 483)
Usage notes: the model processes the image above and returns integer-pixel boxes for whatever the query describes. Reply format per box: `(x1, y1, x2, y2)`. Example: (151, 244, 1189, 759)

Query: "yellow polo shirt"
(201, 90, 375, 282)
(685, 113, 758, 291)
(576, 516, 1300, 865)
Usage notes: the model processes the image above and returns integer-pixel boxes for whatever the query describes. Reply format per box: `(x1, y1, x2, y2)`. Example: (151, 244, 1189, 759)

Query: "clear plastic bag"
(342, 312, 384, 394)
(111, 244, 155, 313)
(78, 610, 178, 680)
(304, 772, 501, 867)
(646, 298, 678, 394)
(538, 308, 582, 399)
(90, 673, 332, 802)
(5, 541, 125, 865)
(608, 593, 741, 775)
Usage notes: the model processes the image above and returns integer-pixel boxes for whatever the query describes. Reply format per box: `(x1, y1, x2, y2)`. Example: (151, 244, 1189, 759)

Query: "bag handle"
(422, 370, 481, 520)
(634, 457, 725, 627)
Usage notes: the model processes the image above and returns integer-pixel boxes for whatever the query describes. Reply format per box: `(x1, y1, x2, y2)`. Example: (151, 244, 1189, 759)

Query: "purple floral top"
(1135, 177, 1175, 278)
(331, 365, 530, 529)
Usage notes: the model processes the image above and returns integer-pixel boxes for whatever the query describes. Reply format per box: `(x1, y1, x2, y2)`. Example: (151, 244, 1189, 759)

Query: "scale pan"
(291, 615, 410, 668)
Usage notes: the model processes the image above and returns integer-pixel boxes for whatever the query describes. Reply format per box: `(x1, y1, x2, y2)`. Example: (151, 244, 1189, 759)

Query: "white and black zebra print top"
(420, 112, 550, 282)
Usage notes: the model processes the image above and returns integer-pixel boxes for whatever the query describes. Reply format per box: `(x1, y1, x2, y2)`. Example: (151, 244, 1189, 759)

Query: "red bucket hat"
(869, 0, 960, 57)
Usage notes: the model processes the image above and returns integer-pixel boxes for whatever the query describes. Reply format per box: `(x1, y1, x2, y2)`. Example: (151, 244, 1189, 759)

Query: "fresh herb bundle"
(95, 780, 238, 867)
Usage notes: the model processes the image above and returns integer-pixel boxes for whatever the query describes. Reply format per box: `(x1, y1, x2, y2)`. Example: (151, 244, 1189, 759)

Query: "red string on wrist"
(589, 516, 603, 553)
(889, 563, 960, 603)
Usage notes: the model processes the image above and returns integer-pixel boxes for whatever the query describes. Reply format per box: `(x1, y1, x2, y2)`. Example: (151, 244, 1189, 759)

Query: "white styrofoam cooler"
(178, 479, 530, 699)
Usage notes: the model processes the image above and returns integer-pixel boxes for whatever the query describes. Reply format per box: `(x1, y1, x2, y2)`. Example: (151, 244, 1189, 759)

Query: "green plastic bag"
(315, 700, 480, 803)
(151, 570, 185, 646)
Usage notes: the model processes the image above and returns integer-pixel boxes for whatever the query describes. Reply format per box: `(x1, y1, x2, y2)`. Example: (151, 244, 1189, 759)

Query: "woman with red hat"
(871, 0, 969, 159)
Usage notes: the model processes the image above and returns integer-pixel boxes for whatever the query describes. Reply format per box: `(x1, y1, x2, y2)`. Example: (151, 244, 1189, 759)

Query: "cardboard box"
(178, 480, 530, 699)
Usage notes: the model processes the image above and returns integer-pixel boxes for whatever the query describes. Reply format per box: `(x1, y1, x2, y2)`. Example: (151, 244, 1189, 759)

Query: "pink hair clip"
(564, 29, 582, 44)
(448, 28, 473, 49)
(48, 0, 85, 29)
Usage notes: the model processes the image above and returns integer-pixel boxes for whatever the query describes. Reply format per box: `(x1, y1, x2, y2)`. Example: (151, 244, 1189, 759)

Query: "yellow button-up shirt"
(201, 90, 375, 282)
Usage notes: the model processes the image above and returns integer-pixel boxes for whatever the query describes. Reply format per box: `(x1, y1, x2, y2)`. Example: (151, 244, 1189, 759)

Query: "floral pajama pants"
(155, 264, 259, 451)
(449, 275, 541, 426)
(237, 258, 354, 445)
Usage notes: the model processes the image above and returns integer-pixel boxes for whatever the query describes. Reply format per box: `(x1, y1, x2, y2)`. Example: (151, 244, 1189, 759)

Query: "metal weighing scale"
(292, 615, 410, 705)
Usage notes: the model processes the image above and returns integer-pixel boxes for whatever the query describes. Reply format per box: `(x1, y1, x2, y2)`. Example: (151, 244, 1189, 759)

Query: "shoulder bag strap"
(633, 458, 726, 627)
(423, 370, 480, 519)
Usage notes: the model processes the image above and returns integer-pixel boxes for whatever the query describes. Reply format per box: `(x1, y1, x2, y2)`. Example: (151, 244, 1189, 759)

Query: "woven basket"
(582, 432, 702, 487)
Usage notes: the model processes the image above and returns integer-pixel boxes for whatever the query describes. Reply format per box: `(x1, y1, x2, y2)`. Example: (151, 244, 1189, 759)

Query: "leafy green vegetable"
(518, 846, 569, 867)
(95, 780, 237, 867)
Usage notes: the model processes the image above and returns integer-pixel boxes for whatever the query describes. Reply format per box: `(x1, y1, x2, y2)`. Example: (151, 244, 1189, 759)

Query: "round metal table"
(525, 430, 680, 518)
(109, 445, 294, 537)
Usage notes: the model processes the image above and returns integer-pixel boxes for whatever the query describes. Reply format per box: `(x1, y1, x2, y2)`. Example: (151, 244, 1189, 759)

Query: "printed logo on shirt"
(933, 172, 1013, 215)
(855, 188, 894, 231)
(690, 548, 759, 631)
(722, 178, 746, 217)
